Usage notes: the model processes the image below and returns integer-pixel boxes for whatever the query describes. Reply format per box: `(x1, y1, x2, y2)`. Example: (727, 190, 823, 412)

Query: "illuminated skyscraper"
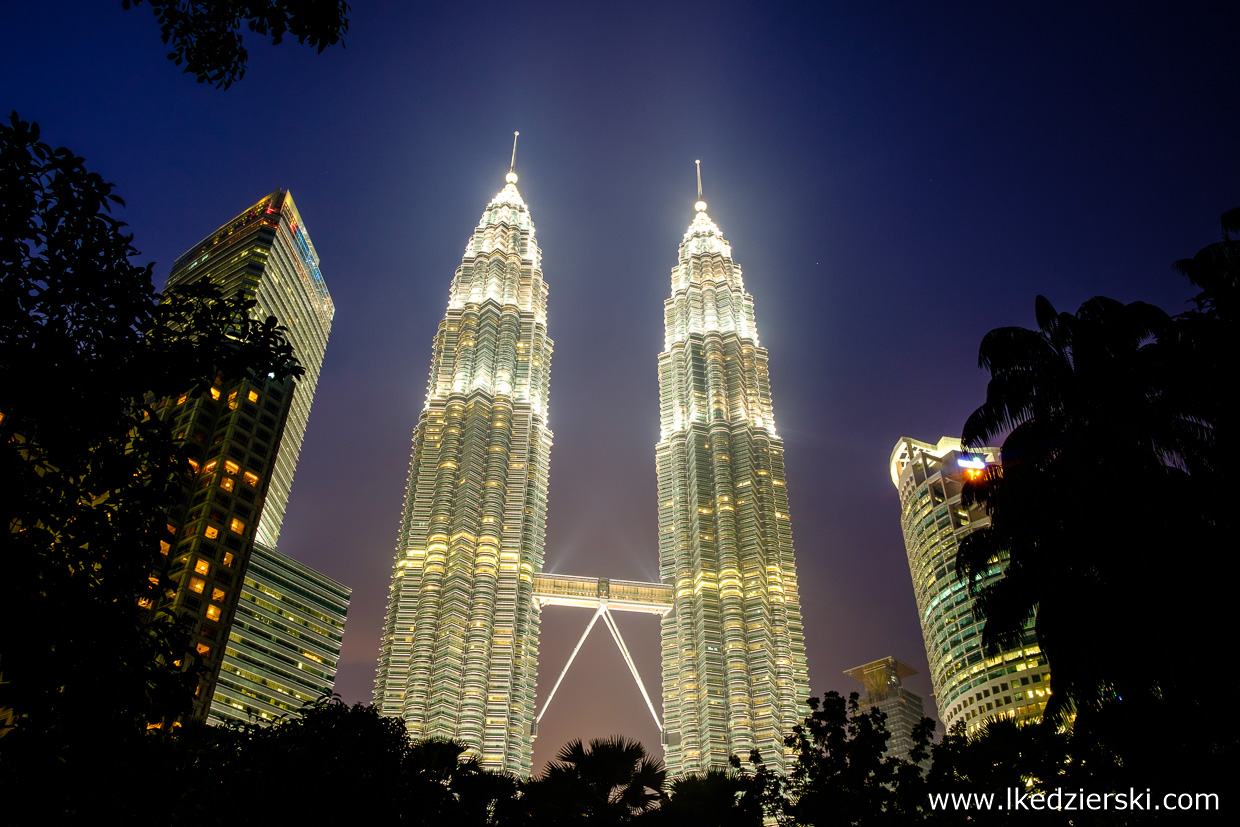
(890, 437, 1050, 733)
(374, 154, 552, 774)
(656, 169, 809, 775)
(160, 190, 335, 720)
(166, 190, 333, 549)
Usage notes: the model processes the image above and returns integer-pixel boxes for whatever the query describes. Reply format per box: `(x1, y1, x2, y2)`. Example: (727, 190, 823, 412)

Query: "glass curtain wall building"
(374, 167, 552, 774)
(209, 542, 350, 724)
(166, 190, 334, 549)
(159, 190, 336, 720)
(656, 188, 809, 775)
(889, 436, 1051, 733)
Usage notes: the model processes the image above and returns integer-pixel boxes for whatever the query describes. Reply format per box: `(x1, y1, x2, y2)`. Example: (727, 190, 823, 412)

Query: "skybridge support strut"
(536, 606, 604, 725)
(600, 608, 664, 732)
(534, 605, 664, 734)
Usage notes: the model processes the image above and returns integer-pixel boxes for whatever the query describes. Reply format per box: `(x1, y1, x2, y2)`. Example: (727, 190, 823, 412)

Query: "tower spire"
(506, 131, 520, 184)
(694, 159, 707, 212)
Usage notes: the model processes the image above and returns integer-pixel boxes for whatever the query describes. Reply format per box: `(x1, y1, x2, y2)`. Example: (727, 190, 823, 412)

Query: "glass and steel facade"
(209, 542, 350, 724)
(166, 190, 334, 549)
(656, 198, 809, 775)
(374, 171, 552, 774)
(889, 436, 1050, 733)
(159, 190, 338, 721)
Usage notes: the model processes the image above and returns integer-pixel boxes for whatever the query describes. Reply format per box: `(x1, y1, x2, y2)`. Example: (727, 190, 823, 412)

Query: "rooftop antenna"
(506, 131, 520, 183)
(694, 159, 707, 212)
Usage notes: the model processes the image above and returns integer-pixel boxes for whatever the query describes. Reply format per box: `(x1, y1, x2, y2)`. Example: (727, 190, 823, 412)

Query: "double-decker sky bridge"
(530, 574, 672, 737)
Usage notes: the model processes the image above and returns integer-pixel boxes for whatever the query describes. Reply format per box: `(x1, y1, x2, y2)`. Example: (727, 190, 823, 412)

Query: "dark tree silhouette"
(0, 111, 300, 796)
(956, 292, 1221, 718)
(653, 766, 766, 827)
(518, 735, 666, 825)
(164, 697, 516, 825)
(121, 0, 350, 88)
(779, 692, 934, 826)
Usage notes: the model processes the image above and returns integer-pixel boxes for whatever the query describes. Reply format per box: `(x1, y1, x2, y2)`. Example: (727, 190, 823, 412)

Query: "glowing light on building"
(656, 168, 809, 775)
(374, 149, 552, 775)
(167, 190, 333, 549)
(889, 436, 1051, 733)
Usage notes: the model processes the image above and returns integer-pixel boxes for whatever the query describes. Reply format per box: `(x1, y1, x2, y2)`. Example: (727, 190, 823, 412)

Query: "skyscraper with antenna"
(656, 164, 809, 774)
(374, 133, 553, 773)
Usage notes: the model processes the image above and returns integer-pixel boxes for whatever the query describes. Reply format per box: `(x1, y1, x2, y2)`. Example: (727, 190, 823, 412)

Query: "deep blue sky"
(5, 1, 1237, 772)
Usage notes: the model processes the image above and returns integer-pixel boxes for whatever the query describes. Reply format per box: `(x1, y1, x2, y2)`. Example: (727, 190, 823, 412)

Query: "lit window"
(209, 388, 220, 400)
(248, 390, 259, 403)
(204, 526, 219, 540)
(196, 642, 211, 656)
(220, 477, 234, 492)
(206, 604, 221, 621)
(187, 458, 200, 472)
(194, 559, 210, 575)
(224, 461, 239, 475)
(160, 541, 170, 555)
(138, 597, 154, 609)
(176, 394, 187, 405)
(243, 472, 259, 487)
(230, 519, 244, 534)
(222, 553, 234, 568)
(189, 577, 206, 594)
(212, 587, 226, 602)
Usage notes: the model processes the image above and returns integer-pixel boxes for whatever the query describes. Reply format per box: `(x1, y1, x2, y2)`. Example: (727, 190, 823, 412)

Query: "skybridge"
(531, 574, 673, 736)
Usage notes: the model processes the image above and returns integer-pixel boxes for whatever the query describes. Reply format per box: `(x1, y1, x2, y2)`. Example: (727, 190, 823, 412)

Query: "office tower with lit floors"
(209, 542, 350, 724)
(889, 437, 1051, 734)
(374, 150, 552, 774)
(656, 167, 810, 775)
(157, 190, 338, 721)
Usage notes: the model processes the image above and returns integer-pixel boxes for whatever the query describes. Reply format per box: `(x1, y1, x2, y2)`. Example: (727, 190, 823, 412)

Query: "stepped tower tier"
(657, 185, 810, 775)
(375, 165, 552, 775)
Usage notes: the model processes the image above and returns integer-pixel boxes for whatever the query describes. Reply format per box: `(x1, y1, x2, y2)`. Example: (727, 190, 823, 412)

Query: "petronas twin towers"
(375, 149, 809, 776)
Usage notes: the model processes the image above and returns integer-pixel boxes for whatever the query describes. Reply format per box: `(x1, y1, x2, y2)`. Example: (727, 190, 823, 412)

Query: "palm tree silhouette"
(520, 735, 666, 824)
(958, 293, 1215, 719)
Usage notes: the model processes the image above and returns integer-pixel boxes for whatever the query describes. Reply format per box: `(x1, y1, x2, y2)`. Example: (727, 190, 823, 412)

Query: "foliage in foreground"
(0, 111, 300, 781)
(121, 0, 351, 88)
(953, 208, 1239, 796)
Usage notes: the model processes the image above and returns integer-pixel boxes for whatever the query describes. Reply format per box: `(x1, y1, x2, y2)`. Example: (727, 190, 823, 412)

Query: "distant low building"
(844, 657, 925, 761)
(889, 437, 1050, 734)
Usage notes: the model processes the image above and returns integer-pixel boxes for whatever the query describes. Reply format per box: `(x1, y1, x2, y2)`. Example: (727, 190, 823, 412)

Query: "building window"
(243, 472, 259, 487)
(224, 461, 240, 475)
(194, 558, 210, 575)
(211, 587, 226, 603)
(209, 388, 221, 400)
(248, 390, 259, 403)
(196, 642, 211, 656)
(220, 477, 234, 492)
(222, 552, 234, 568)
(189, 577, 206, 594)
(230, 519, 245, 534)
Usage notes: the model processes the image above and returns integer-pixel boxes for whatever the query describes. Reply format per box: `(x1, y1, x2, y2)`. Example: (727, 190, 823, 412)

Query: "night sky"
(5, 2, 1237, 773)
